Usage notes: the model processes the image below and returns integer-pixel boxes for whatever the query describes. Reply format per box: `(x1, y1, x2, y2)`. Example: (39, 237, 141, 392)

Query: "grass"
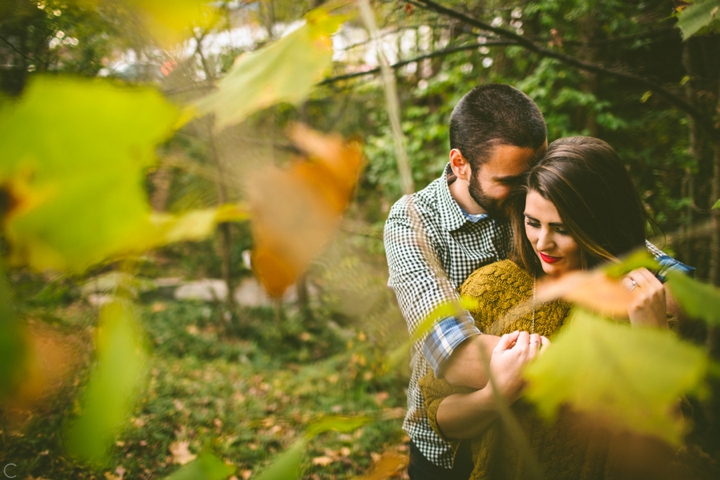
(1, 300, 410, 479)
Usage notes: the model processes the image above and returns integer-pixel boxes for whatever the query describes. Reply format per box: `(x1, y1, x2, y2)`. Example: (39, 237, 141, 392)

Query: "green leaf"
(603, 249, 659, 278)
(384, 296, 480, 371)
(713, 198, 720, 209)
(254, 438, 307, 480)
(676, 0, 720, 39)
(524, 309, 707, 445)
(709, 361, 720, 379)
(163, 453, 235, 480)
(305, 415, 372, 438)
(666, 270, 720, 325)
(64, 301, 148, 464)
(251, 415, 371, 480)
(0, 76, 178, 271)
(194, 7, 348, 130)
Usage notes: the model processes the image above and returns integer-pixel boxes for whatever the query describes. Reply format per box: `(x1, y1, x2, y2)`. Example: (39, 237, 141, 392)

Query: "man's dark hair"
(449, 84, 547, 169)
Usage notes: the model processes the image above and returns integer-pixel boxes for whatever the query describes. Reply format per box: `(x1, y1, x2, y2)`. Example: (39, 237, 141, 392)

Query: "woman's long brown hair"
(510, 136, 651, 277)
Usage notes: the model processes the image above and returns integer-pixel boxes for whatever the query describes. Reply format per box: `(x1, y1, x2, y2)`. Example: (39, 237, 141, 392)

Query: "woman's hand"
(623, 267, 667, 328)
(490, 331, 550, 402)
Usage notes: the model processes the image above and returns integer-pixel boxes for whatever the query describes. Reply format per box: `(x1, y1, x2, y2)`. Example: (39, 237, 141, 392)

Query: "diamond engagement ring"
(629, 278, 638, 291)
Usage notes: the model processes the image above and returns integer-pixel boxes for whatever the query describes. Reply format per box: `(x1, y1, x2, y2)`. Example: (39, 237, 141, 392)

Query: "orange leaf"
(248, 125, 363, 297)
(6, 320, 79, 410)
(536, 270, 633, 316)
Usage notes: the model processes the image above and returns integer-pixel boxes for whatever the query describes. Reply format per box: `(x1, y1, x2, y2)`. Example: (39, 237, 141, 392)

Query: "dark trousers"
(408, 440, 473, 480)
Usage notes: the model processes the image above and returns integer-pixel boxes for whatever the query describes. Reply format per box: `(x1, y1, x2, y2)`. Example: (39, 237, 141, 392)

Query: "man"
(384, 84, 548, 479)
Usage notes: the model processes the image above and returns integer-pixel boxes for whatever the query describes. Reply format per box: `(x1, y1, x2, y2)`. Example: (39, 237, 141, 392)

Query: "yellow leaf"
(354, 452, 408, 480)
(124, 0, 220, 46)
(524, 309, 707, 445)
(146, 204, 248, 246)
(0, 77, 178, 272)
(194, 7, 347, 130)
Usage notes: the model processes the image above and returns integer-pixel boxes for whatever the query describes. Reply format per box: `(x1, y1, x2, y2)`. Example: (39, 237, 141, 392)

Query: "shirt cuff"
(422, 314, 480, 377)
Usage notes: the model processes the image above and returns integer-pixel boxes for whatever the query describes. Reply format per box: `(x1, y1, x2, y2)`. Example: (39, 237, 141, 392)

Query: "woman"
(419, 136, 672, 480)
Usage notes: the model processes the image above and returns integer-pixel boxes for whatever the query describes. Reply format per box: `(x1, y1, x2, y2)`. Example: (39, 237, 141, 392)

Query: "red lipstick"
(540, 253, 562, 264)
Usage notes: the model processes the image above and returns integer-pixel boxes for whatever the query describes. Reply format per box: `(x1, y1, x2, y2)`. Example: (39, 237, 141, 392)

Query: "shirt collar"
(438, 163, 476, 232)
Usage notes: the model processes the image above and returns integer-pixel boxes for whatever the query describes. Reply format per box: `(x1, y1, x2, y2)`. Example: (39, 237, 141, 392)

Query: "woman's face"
(524, 189, 582, 276)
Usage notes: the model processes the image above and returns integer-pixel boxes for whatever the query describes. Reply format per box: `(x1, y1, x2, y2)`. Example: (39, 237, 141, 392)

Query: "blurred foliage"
(524, 308, 707, 445)
(1, 0, 720, 478)
(163, 453, 235, 480)
(677, 0, 720, 39)
(65, 302, 148, 464)
(668, 270, 720, 326)
(195, 7, 348, 130)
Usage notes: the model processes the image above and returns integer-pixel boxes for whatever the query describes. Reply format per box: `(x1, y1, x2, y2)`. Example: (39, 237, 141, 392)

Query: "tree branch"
(319, 40, 517, 85)
(0, 34, 33, 61)
(559, 26, 677, 47)
(413, 0, 717, 136)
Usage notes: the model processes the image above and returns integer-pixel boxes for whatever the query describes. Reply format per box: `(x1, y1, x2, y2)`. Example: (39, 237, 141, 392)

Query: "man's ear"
(449, 149, 471, 181)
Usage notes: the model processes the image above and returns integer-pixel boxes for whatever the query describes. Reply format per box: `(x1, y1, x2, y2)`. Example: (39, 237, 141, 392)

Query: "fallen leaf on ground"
(312, 456, 334, 466)
(355, 452, 408, 480)
(169, 441, 197, 465)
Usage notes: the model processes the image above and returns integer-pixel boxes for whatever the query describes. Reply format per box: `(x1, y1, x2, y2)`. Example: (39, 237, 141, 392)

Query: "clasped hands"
(489, 330, 550, 403)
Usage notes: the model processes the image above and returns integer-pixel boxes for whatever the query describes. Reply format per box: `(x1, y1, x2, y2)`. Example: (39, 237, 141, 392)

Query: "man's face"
(468, 143, 546, 216)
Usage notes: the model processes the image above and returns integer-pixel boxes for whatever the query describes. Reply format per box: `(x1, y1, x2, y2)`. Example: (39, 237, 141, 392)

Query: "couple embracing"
(383, 84, 693, 480)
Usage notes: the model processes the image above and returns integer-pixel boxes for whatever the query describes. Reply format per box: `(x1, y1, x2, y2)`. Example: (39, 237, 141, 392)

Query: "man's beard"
(468, 174, 506, 219)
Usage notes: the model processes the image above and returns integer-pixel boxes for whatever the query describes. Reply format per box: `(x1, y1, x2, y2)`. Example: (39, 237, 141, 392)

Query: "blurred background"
(1, 0, 719, 478)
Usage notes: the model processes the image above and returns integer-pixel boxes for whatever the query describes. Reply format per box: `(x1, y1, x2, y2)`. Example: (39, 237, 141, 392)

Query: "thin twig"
(0, 34, 33, 61)
(319, 40, 517, 85)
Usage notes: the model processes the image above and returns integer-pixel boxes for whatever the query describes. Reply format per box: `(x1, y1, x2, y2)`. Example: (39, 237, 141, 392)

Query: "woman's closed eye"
(525, 219, 569, 235)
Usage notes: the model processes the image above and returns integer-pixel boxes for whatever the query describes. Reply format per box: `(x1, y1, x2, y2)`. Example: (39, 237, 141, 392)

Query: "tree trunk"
(207, 127, 239, 330)
(577, 13, 599, 136)
(681, 42, 702, 269)
(708, 137, 720, 356)
(149, 165, 173, 212)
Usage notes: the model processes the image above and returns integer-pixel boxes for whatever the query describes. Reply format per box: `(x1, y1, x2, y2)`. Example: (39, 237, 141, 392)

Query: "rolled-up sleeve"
(384, 196, 480, 376)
